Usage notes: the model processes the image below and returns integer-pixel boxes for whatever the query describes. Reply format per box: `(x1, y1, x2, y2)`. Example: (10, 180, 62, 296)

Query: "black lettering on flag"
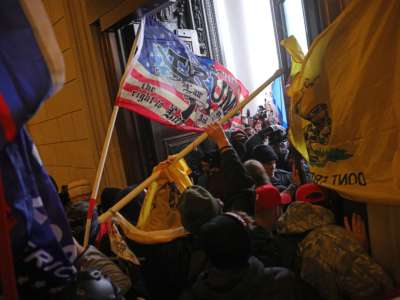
(156, 44, 209, 91)
(358, 172, 367, 186)
(211, 79, 238, 115)
(332, 174, 338, 185)
(330, 172, 367, 186)
(166, 48, 190, 81)
(348, 173, 357, 185)
(181, 101, 196, 121)
(338, 173, 348, 185)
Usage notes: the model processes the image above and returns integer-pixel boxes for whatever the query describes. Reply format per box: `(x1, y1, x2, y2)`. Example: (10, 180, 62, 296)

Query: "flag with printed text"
(116, 17, 248, 131)
(0, 0, 76, 294)
(283, 0, 400, 204)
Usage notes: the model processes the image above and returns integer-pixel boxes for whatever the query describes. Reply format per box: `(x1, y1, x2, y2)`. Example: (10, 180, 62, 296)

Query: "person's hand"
(155, 155, 177, 176)
(206, 123, 230, 149)
(344, 213, 369, 250)
(160, 155, 177, 167)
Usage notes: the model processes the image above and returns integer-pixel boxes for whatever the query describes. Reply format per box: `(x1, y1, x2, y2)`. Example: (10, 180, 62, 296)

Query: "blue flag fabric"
(271, 77, 288, 128)
(0, 0, 64, 149)
(3, 129, 77, 293)
(0, 0, 76, 294)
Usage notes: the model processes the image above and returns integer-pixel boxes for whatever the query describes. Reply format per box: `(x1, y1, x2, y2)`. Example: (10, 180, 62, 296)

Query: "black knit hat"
(199, 213, 251, 270)
(253, 144, 278, 163)
(178, 185, 223, 234)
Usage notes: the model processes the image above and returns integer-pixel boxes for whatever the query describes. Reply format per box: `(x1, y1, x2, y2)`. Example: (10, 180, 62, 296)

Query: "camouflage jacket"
(276, 202, 393, 300)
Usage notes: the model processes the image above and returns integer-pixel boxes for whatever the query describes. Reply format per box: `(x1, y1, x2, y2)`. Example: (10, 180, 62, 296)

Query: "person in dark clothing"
(197, 150, 227, 202)
(230, 129, 248, 160)
(126, 235, 207, 300)
(252, 144, 292, 189)
(231, 139, 247, 161)
(180, 213, 320, 300)
(205, 170, 226, 204)
(121, 185, 219, 300)
(177, 159, 311, 295)
(174, 123, 302, 299)
(220, 147, 256, 214)
(243, 128, 269, 160)
(268, 126, 292, 172)
(109, 186, 216, 300)
(179, 185, 224, 235)
(205, 123, 257, 214)
(250, 183, 302, 270)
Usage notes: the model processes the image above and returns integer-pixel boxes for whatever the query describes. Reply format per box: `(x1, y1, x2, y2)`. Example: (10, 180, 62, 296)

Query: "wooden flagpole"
(83, 21, 143, 248)
(98, 69, 283, 224)
(83, 105, 119, 247)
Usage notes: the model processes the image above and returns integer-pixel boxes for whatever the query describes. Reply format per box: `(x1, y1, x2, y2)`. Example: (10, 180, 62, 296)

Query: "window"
(283, 0, 309, 53)
(213, 0, 280, 115)
(271, 0, 324, 77)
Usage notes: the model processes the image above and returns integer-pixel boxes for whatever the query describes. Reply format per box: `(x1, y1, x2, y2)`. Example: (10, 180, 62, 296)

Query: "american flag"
(117, 17, 248, 131)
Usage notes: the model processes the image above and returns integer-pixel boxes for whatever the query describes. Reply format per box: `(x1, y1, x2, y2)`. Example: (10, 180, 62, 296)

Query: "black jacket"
(250, 226, 309, 270)
(276, 152, 291, 171)
(180, 256, 320, 300)
(271, 169, 292, 190)
(244, 133, 264, 159)
(127, 235, 208, 300)
(220, 147, 256, 215)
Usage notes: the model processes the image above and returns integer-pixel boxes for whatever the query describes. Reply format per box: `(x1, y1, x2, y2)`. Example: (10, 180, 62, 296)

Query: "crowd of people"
(48, 119, 399, 300)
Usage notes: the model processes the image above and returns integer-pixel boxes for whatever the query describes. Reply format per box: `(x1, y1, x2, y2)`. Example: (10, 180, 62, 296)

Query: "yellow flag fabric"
(116, 213, 189, 245)
(117, 158, 192, 244)
(136, 158, 192, 231)
(109, 222, 140, 265)
(280, 36, 304, 79)
(283, 0, 400, 204)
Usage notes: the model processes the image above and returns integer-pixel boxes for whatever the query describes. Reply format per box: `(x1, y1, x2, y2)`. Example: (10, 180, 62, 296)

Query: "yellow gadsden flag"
(116, 158, 192, 244)
(283, 0, 400, 204)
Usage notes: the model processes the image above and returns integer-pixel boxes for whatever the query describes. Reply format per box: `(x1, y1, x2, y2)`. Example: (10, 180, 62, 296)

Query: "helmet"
(54, 270, 125, 300)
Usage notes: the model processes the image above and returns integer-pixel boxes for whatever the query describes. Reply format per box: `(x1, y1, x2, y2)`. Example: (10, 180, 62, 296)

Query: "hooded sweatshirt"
(180, 256, 318, 300)
(276, 202, 393, 300)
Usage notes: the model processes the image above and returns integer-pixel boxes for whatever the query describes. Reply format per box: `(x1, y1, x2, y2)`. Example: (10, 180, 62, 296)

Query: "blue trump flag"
(0, 0, 76, 295)
(271, 77, 288, 128)
(3, 130, 77, 293)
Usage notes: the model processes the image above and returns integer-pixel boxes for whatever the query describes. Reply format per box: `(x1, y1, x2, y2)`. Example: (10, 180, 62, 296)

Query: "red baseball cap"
(296, 183, 326, 203)
(256, 184, 292, 210)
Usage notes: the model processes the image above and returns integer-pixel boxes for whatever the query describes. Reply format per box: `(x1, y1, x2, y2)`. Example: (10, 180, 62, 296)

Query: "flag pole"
(98, 69, 283, 224)
(83, 105, 119, 247)
(83, 21, 143, 248)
